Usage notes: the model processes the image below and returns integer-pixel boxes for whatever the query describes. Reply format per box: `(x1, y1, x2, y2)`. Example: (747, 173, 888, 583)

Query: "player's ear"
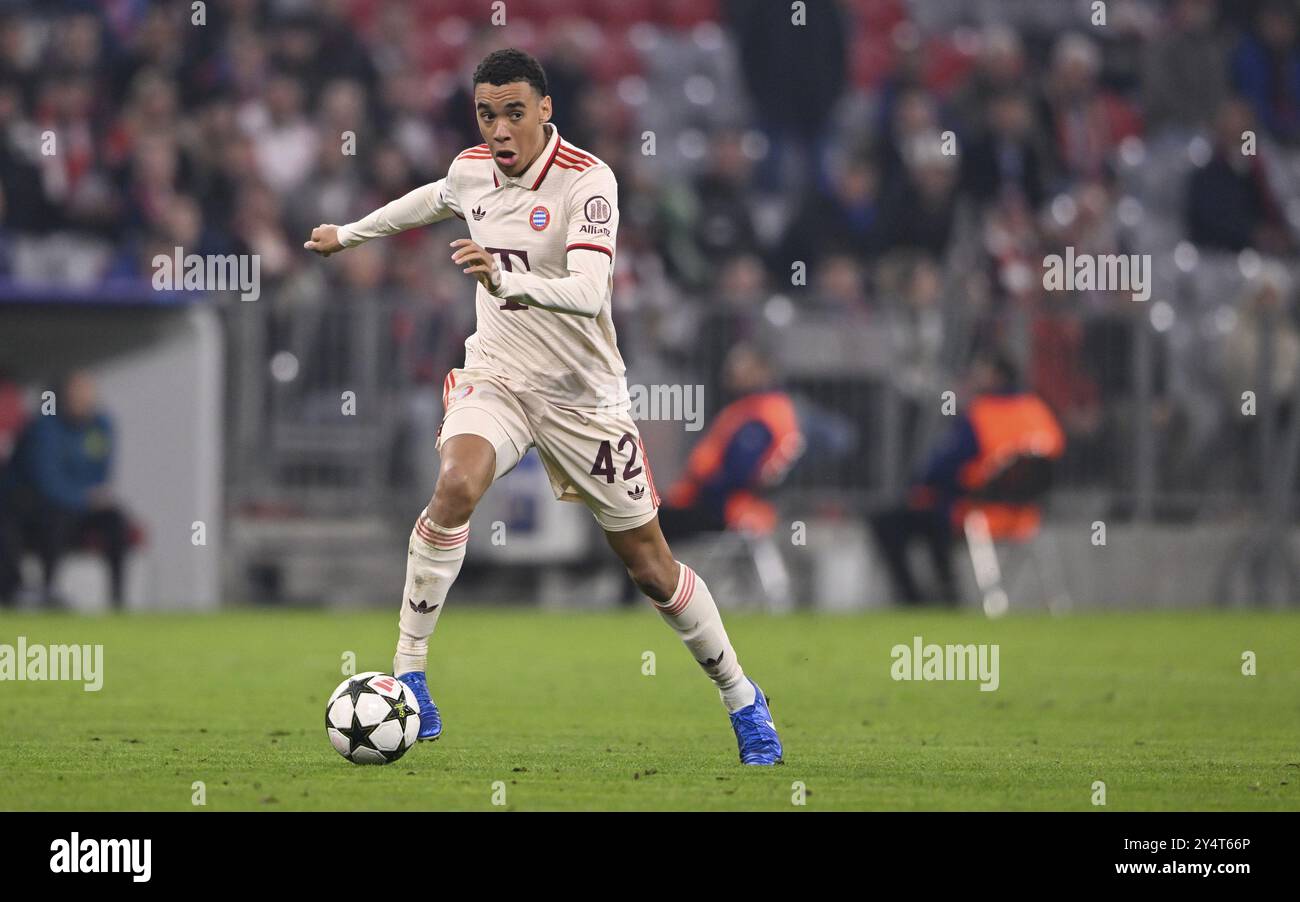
(540, 94, 552, 123)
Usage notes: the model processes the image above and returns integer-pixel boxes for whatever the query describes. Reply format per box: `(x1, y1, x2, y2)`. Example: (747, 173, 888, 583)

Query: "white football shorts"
(436, 366, 660, 532)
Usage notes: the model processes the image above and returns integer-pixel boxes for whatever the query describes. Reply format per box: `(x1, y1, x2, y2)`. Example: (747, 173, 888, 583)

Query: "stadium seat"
(13, 518, 146, 612)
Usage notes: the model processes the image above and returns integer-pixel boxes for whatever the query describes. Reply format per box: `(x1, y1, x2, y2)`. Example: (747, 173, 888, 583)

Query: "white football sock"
(393, 515, 468, 676)
(649, 562, 757, 713)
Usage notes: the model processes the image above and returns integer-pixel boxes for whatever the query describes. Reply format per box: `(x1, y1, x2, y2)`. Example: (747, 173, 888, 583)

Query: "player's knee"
(626, 553, 678, 604)
(430, 467, 485, 524)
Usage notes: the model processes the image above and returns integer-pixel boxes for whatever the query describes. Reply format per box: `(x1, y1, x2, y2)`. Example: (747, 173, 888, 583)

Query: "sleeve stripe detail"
(555, 150, 593, 166)
(559, 143, 598, 164)
(567, 243, 613, 258)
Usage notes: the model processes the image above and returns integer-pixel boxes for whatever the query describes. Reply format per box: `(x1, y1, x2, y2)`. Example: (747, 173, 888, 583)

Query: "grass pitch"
(0, 608, 1296, 811)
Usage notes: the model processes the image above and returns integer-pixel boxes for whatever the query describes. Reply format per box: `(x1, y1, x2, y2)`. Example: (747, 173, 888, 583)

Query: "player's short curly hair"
(472, 48, 548, 97)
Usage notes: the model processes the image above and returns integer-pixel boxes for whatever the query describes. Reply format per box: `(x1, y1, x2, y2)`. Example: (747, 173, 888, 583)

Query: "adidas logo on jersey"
(472, 205, 486, 221)
(627, 485, 645, 501)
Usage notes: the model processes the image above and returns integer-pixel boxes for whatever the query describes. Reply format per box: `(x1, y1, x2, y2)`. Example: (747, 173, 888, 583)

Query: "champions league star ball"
(326, 672, 422, 764)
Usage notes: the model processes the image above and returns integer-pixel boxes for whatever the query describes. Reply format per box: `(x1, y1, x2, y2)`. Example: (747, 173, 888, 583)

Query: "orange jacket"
(951, 394, 1065, 540)
(667, 391, 804, 534)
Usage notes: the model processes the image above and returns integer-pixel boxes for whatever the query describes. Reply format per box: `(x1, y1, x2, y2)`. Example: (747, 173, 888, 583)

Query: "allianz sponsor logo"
(152, 245, 261, 301)
(1042, 246, 1151, 302)
(0, 636, 103, 691)
(890, 635, 1000, 692)
(596, 382, 705, 432)
(50, 833, 151, 882)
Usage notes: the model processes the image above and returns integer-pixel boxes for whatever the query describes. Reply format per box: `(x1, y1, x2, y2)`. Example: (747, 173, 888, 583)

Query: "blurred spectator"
(1142, 0, 1229, 136)
(961, 88, 1048, 211)
(1231, 0, 1300, 144)
(878, 87, 943, 184)
(1221, 263, 1300, 415)
(0, 371, 130, 609)
(689, 130, 761, 263)
(868, 351, 1065, 605)
(809, 252, 871, 315)
(1031, 315, 1106, 482)
(661, 343, 804, 540)
(1039, 33, 1142, 185)
(1186, 98, 1295, 254)
(726, 0, 847, 191)
(880, 252, 947, 456)
(951, 25, 1027, 138)
(696, 254, 771, 392)
(240, 70, 318, 195)
(779, 153, 883, 273)
(0, 78, 55, 233)
(878, 131, 962, 256)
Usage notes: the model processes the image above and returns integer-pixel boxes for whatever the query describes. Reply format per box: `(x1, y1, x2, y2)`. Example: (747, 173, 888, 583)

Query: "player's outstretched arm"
(305, 178, 458, 256)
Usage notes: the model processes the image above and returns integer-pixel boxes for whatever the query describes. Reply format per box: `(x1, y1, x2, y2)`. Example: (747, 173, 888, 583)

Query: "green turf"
(0, 608, 1296, 811)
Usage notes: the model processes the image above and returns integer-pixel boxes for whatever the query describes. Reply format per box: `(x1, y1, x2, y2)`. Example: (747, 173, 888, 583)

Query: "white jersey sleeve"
(337, 172, 462, 248)
(487, 165, 617, 318)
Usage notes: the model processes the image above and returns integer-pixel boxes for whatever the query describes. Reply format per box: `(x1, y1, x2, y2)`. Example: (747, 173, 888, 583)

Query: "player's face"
(473, 81, 552, 177)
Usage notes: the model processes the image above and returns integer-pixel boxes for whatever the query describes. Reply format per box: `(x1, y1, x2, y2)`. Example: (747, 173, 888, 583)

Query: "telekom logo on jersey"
(485, 246, 531, 312)
(486, 247, 530, 272)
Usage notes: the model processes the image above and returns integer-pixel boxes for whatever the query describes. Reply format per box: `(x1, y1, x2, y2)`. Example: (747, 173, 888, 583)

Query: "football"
(325, 672, 422, 765)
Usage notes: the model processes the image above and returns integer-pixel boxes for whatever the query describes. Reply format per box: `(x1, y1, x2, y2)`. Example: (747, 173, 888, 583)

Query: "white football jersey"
(339, 124, 628, 410)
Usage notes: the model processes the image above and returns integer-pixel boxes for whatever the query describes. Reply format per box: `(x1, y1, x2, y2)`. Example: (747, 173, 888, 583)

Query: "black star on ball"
(341, 710, 381, 756)
(383, 692, 416, 733)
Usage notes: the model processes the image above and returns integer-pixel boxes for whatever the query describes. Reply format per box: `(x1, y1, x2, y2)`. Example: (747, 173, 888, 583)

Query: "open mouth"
(495, 149, 517, 167)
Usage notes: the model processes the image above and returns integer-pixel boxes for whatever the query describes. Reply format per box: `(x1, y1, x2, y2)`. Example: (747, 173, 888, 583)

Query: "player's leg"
(527, 400, 782, 763)
(604, 517, 783, 765)
(603, 516, 753, 706)
(393, 432, 496, 682)
(393, 371, 531, 740)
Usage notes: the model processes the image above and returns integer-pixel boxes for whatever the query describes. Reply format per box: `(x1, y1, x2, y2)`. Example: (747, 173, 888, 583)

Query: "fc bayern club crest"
(529, 205, 551, 231)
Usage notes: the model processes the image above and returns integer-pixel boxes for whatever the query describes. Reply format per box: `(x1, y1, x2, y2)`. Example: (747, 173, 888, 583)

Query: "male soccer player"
(304, 49, 782, 764)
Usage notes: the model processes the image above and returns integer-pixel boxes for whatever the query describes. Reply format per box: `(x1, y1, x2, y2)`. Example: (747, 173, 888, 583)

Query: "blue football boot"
(397, 671, 443, 741)
(729, 678, 783, 765)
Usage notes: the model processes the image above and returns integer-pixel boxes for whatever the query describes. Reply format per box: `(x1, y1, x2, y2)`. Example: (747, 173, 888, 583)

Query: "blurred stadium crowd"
(2, 0, 1300, 526)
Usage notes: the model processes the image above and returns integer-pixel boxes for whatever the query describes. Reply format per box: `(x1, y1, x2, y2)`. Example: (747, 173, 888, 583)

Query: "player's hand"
(450, 238, 501, 291)
(304, 224, 343, 257)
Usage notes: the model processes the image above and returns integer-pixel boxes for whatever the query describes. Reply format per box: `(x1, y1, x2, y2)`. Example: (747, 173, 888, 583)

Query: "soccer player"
(304, 49, 782, 765)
